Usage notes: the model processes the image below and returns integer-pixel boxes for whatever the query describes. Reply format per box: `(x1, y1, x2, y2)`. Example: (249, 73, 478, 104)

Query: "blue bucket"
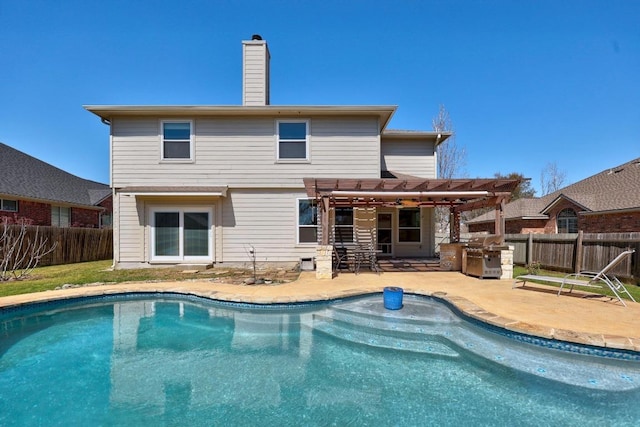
(383, 287, 403, 310)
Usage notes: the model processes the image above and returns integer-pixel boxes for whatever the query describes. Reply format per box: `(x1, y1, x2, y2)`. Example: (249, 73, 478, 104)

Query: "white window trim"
(276, 119, 310, 163)
(160, 119, 195, 163)
(397, 207, 422, 244)
(296, 198, 318, 245)
(149, 206, 213, 262)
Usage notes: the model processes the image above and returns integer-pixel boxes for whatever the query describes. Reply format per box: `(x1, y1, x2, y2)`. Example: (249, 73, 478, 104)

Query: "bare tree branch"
(0, 220, 58, 281)
(432, 105, 467, 233)
(540, 162, 567, 196)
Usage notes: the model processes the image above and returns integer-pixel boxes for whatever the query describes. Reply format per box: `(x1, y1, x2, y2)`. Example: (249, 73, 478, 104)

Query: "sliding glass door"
(151, 208, 212, 262)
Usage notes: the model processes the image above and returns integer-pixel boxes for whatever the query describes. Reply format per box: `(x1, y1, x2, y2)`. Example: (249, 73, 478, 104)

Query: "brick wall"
(0, 198, 110, 228)
(0, 200, 51, 225)
(71, 207, 101, 228)
(580, 211, 640, 233)
(98, 195, 113, 212)
(468, 219, 548, 234)
(468, 204, 640, 234)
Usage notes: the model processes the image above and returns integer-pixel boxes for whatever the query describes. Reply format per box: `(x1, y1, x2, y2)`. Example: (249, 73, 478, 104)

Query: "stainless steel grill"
(464, 235, 509, 279)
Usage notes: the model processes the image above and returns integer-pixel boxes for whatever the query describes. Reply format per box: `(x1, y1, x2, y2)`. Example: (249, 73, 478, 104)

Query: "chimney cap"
(251, 34, 263, 41)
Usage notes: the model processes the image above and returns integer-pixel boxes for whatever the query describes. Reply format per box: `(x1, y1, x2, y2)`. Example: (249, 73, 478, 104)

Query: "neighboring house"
(466, 157, 640, 234)
(0, 142, 112, 228)
(85, 36, 518, 270)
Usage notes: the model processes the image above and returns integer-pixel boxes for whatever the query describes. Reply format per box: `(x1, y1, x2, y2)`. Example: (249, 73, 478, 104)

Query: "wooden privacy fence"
(2, 225, 112, 267)
(506, 231, 639, 280)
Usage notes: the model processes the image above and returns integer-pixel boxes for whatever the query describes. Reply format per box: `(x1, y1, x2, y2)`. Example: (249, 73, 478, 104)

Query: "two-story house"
(86, 36, 518, 272)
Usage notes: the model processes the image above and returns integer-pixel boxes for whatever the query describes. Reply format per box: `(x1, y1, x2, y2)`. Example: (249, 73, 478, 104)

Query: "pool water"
(1, 294, 639, 426)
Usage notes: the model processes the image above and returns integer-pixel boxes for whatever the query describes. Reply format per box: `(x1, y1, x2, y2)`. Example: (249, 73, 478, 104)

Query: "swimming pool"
(1, 293, 639, 426)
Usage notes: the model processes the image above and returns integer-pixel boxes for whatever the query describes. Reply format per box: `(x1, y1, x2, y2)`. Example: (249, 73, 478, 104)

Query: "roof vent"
(251, 34, 262, 40)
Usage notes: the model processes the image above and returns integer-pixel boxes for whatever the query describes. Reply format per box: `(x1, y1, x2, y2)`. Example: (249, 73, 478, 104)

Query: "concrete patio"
(1, 271, 639, 351)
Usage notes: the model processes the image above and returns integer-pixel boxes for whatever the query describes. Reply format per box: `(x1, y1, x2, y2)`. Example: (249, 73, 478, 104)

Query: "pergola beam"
(304, 177, 522, 243)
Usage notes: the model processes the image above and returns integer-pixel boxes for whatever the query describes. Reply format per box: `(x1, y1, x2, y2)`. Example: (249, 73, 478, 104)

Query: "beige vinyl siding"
(381, 139, 436, 178)
(115, 193, 145, 263)
(219, 189, 316, 263)
(111, 116, 381, 188)
(115, 189, 317, 266)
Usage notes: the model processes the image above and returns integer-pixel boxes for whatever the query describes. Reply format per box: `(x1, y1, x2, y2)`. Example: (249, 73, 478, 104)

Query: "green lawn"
(1, 262, 637, 303)
(0, 261, 255, 298)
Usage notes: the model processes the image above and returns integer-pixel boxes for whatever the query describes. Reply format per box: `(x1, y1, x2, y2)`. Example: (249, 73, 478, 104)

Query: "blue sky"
(1, 0, 638, 195)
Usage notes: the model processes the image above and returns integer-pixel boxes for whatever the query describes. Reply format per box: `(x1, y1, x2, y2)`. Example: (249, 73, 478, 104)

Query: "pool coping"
(1, 279, 639, 353)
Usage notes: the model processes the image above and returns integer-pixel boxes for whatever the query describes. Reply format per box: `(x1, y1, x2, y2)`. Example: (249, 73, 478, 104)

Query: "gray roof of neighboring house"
(0, 142, 111, 208)
(467, 157, 640, 223)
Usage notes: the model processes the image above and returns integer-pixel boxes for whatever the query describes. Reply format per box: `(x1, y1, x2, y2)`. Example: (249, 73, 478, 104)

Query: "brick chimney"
(242, 35, 270, 106)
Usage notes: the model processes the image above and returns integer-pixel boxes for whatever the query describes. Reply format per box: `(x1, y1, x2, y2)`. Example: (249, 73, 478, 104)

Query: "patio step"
(312, 295, 640, 391)
(311, 297, 462, 357)
(329, 294, 462, 328)
(312, 313, 461, 357)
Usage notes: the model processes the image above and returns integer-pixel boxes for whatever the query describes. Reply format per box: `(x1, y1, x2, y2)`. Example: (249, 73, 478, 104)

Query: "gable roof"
(467, 157, 640, 223)
(0, 142, 111, 208)
(541, 158, 640, 213)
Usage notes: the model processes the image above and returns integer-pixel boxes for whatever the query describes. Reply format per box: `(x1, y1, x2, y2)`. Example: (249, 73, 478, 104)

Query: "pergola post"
(320, 196, 330, 245)
(494, 198, 506, 244)
(449, 208, 461, 243)
(315, 195, 333, 279)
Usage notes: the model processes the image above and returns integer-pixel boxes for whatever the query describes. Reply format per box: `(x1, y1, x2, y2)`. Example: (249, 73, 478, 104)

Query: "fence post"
(527, 233, 533, 266)
(574, 230, 583, 274)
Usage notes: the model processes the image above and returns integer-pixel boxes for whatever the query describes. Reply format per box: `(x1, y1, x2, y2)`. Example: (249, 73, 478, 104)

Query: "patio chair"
(514, 249, 636, 307)
(333, 245, 352, 272)
(353, 226, 381, 275)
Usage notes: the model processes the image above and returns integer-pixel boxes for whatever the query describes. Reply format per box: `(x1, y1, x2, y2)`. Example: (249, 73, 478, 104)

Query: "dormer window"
(277, 120, 309, 161)
(162, 120, 193, 161)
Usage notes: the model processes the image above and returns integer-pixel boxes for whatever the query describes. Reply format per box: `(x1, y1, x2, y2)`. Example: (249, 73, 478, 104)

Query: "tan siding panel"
(381, 140, 436, 178)
(117, 193, 145, 262)
(111, 116, 381, 187)
(220, 189, 317, 262)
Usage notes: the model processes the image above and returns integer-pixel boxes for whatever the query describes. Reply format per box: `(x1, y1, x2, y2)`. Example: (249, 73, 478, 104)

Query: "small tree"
(540, 161, 567, 196)
(466, 172, 535, 220)
(0, 219, 58, 281)
(494, 172, 536, 200)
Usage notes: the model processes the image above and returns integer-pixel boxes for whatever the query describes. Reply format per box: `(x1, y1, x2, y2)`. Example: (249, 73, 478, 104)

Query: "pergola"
(303, 177, 522, 245)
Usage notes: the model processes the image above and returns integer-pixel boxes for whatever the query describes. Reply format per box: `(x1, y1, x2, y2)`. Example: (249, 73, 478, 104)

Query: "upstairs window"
(162, 121, 193, 160)
(277, 120, 309, 161)
(0, 198, 18, 212)
(557, 208, 578, 233)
